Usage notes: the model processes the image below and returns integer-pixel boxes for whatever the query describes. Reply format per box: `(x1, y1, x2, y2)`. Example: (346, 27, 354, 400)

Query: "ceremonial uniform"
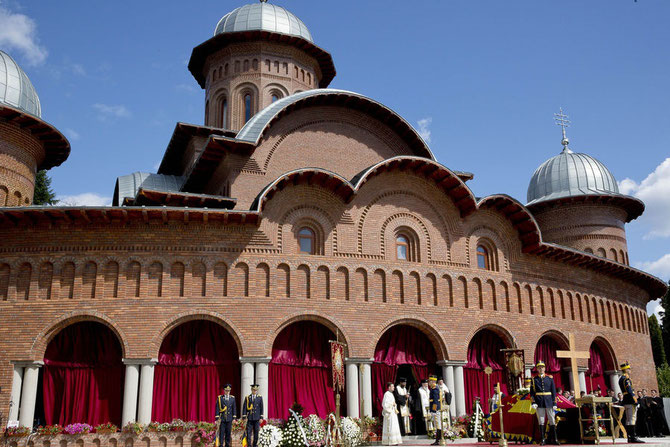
(530, 361, 558, 445)
(215, 386, 237, 447)
(428, 376, 442, 445)
(618, 362, 644, 443)
(417, 381, 430, 435)
(242, 385, 264, 447)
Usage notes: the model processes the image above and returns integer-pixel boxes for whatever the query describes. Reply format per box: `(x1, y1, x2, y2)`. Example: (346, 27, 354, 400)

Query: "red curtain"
(152, 320, 240, 422)
(372, 363, 397, 415)
(586, 344, 607, 393)
(268, 322, 335, 419)
(465, 330, 508, 412)
(534, 337, 565, 391)
(42, 322, 124, 426)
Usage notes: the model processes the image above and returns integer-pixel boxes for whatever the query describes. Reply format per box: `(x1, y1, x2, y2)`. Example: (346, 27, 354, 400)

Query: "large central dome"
(214, 2, 313, 43)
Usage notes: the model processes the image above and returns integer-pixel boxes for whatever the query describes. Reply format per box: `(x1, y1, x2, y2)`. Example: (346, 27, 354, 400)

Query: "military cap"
(620, 361, 631, 370)
(536, 360, 546, 368)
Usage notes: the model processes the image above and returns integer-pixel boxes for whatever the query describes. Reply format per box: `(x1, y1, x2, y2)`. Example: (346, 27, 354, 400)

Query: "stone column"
(453, 362, 467, 417)
(606, 370, 621, 395)
(345, 361, 360, 418)
(18, 362, 42, 428)
(240, 359, 255, 414)
(445, 364, 456, 418)
(563, 367, 575, 393)
(255, 359, 270, 418)
(137, 359, 158, 424)
(360, 362, 373, 417)
(121, 360, 141, 426)
(525, 363, 534, 380)
(578, 367, 588, 395)
(9, 364, 24, 422)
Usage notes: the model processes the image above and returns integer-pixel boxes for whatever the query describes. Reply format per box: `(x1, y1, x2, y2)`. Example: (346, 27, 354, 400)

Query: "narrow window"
(244, 94, 252, 123)
(396, 236, 409, 261)
(477, 245, 490, 270)
(219, 98, 228, 128)
(271, 94, 279, 103)
(298, 228, 315, 254)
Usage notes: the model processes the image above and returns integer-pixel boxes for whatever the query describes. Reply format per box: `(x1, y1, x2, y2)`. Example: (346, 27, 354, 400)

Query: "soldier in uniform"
(618, 362, 644, 443)
(215, 384, 237, 447)
(242, 383, 264, 447)
(428, 375, 442, 445)
(530, 361, 559, 445)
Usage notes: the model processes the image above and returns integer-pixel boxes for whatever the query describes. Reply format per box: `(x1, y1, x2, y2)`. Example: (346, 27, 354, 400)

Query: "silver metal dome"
(214, 3, 313, 43)
(527, 147, 619, 205)
(0, 50, 41, 118)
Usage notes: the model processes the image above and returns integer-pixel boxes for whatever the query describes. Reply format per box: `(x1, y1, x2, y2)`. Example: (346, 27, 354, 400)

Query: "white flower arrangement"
(341, 417, 362, 447)
(259, 424, 283, 447)
(305, 414, 326, 446)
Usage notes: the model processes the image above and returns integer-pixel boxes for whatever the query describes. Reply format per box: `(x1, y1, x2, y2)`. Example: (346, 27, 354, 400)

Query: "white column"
(346, 361, 360, 418)
(444, 364, 456, 418)
(121, 362, 140, 426)
(360, 362, 373, 417)
(256, 360, 270, 419)
(454, 364, 466, 417)
(578, 369, 587, 395)
(137, 360, 157, 424)
(18, 362, 41, 428)
(564, 367, 575, 393)
(240, 360, 255, 414)
(607, 370, 621, 395)
(9, 364, 24, 422)
(525, 364, 534, 380)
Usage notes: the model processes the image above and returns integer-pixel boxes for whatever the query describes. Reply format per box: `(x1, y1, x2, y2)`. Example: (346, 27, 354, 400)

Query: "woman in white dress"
(382, 382, 403, 445)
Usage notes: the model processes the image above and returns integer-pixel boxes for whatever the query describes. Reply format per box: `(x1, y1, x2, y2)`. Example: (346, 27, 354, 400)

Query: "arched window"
(271, 94, 279, 103)
(477, 245, 490, 270)
(244, 94, 252, 123)
(396, 235, 409, 261)
(219, 97, 228, 128)
(298, 228, 315, 255)
(205, 100, 210, 125)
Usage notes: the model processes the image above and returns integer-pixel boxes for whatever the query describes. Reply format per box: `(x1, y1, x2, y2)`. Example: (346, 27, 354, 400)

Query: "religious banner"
(330, 341, 345, 392)
(502, 349, 525, 395)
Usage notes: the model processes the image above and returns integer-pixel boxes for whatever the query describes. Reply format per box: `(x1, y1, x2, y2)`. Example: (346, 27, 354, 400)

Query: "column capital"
(123, 358, 158, 366)
(577, 367, 588, 373)
(438, 360, 466, 367)
(605, 370, 620, 375)
(239, 356, 271, 363)
(12, 360, 43, 368)
(346, 357, 373, 364)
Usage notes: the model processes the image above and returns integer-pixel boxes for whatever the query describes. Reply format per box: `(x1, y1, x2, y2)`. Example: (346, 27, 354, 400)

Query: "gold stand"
(575, 396, 616, 445)
(496, 383, 508, 447)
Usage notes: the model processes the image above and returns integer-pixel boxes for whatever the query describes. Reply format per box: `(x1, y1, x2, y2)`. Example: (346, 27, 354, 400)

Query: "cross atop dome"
(554, 107, 571, 152)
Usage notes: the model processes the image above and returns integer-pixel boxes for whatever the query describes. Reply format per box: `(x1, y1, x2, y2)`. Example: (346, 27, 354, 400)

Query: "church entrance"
(152, 320, 240, 422)
(534, 334, 570, 391)
(464, 328, 509, 413)
(372, 324, 438, 416)
(586, 339, 614, 394)
(268, 320, 339, 419)
(37, 321, 124, 427)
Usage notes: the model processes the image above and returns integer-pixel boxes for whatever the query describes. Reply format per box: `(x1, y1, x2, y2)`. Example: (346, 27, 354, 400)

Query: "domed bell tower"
(525, 109, 643, 265)
(188, 0, 336, 131)
(0, 51, 70, 206)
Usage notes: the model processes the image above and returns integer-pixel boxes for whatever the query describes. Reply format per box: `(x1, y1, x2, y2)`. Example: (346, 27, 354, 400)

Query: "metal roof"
(113, 172, 185, 206)
(527, 147, 620, 206)
(214, 3, 313, 43)
(0, 50, 41, 118)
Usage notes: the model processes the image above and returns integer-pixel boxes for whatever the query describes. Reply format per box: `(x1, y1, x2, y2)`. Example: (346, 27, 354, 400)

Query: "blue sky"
(1, 0, 669, 314)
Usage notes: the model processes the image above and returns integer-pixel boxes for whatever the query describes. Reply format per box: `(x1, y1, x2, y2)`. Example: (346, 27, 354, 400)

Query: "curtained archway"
(152, 320, 240, 422)
(269, 321, 337, 419)
(534, 335, 569, 391)
(41, 321, 125, 426)
(465, 329, 509, 412)
(372, 325, 438, 416)
(586, 340, 613, 394)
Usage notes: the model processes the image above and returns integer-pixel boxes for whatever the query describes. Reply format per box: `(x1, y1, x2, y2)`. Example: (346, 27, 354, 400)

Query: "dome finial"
(554, 107, 571, 152)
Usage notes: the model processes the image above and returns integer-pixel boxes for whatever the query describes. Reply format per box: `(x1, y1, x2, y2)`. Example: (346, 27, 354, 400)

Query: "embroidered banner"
(330, 341, 345, 392)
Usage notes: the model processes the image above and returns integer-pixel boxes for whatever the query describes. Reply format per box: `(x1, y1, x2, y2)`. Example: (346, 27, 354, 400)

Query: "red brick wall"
(0, 121, 45, 206)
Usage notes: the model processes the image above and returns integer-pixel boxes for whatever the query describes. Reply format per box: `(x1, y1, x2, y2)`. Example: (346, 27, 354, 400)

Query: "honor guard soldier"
(243, 383, 264, 447)
(619, 362, 645, 443)
(428, 375, 442, 445)
(215, 384, 237, 447)
(530, 361, 559, 445)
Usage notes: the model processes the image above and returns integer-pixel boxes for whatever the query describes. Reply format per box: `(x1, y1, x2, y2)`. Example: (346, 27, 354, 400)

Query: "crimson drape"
(372, 326, 436, 415)
(152, 320, 240, 422)
(42, 322, 124, 426)
(465, 330, 508, 412)
(534, 337, 566, 391)
(586, 344, 607, 393)
(268, 322, 335, 419)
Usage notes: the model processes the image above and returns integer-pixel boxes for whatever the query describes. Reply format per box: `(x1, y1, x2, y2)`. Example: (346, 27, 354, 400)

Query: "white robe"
(382, 391, 403, 445)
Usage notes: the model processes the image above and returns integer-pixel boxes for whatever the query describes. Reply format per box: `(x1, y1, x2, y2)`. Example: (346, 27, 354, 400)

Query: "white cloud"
(64, 128, 80, 141)
(647, 299, 664, 321)
(636, 253, 670, 281)
(57, 192, 111, 207)
(0, 4, 47, 66)
(92, 103, 131, 120)
(71, 63, 86, 76)
(618, 157, 670, 239)
(417, 117, 432, 144)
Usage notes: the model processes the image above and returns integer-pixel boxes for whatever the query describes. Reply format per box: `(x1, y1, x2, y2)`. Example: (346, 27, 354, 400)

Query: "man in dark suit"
(215, 384, 237, 447)
(242, 384, 264, 447)
(530, 361, 558, 445)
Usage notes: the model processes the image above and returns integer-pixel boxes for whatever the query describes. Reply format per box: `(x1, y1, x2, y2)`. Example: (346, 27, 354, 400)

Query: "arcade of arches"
(14, 320, 626, 427)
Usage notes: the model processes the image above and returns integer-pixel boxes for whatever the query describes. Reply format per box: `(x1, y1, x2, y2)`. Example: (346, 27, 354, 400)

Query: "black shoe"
(539, 426, 547, 446)
(548, 425, 560, 445)
(431, 430, 441, 445)
(628, 425, 645, 443)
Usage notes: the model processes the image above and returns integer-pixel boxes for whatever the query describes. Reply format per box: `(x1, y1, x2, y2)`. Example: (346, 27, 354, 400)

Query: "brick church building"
(0, 1, 666, 431)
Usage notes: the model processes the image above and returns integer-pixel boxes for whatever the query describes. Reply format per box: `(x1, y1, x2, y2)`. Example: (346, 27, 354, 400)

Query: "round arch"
(263, 311, 351, 358)
(534, 331, 570, 391)
(465, 323, 517, 352)
(586, 336, 617, 394)
(371, 317, 449, 361)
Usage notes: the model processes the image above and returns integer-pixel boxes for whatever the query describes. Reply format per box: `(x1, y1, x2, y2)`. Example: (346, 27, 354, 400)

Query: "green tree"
(649, 314, 667, 367)
(657, 363, 670, 397)
(661, 281, 670, 362)
(32, 170, 58, 205)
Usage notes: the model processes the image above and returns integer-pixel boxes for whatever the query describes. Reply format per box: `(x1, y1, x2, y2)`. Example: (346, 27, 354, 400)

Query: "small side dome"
(527, 147, 619, 205)
(0, 50, 41, 118)
(214, 2, 313, 43)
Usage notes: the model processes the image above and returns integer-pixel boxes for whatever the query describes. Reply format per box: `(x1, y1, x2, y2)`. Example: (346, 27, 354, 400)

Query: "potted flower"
(95, 422, 118, 434)
(4, 426, 31, 437)
(146, 422, 170, 432)
(122, 422, 144, 435)
(37, 425, 64, 436)
(64, 423, 93, 435)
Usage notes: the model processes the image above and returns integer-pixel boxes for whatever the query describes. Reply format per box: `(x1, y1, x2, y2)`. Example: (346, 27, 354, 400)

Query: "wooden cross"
(556, 333, 590, 397)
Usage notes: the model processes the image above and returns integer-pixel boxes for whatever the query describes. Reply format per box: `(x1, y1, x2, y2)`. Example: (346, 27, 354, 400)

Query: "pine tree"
(33, 170, 58, 205)
(661, 281, 670, 362)
(649, 315, 666, 367)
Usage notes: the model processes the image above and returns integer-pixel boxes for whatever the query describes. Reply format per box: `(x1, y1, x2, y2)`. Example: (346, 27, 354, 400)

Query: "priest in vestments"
(383, 382, 403, 445)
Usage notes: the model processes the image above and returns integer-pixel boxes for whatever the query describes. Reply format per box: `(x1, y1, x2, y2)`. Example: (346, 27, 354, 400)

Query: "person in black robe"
(651, 390, 669, 436)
